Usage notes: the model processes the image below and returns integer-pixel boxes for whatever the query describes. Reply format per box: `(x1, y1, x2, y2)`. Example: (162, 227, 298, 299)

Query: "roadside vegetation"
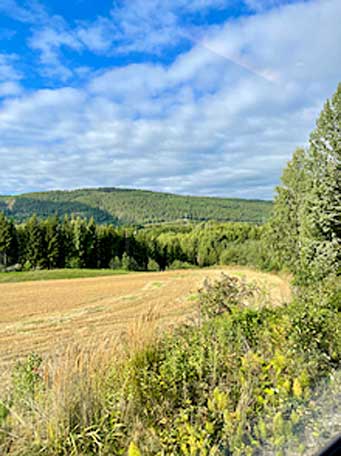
(0, 84, 339, 454)
(0, 275, 339, 455)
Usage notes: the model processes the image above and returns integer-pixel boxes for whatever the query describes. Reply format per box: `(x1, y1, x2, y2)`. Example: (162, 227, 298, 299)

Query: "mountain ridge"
(0, 187, 272, 225)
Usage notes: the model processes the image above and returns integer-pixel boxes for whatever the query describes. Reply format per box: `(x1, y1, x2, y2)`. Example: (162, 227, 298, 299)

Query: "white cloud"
(0, 81, 22, 97)
(244, 0, 293, 12)
(76, 18, 114, 53)
(28, 19, 83, 80)
(0, 0, 45, 23)
(0, 54, 23, 98)
(0, 0, 340, 198)
(0, 54, 21, 81)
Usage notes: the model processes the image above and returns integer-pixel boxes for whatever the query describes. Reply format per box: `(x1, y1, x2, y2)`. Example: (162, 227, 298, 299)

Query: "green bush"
(220, 240, 279, 271)
(11, 353, 43, 406)
(168, 260, 195, 270)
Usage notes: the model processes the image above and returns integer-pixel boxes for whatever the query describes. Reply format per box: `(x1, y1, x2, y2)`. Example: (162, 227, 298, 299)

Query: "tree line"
(0, 213, 265, 272)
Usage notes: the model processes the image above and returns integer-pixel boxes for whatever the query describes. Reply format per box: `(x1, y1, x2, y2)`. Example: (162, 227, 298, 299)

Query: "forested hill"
(0, 188, 272, 225)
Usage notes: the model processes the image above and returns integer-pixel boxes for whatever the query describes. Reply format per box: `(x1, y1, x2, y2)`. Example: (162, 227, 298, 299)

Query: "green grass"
(0, 268, 130, 283)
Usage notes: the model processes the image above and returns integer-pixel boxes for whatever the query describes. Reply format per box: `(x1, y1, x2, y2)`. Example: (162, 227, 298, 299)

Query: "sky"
(0, 0, 340, 199)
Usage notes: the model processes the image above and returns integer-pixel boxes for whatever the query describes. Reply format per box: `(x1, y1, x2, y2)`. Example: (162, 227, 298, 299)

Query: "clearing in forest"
(0, 267, 290, 371)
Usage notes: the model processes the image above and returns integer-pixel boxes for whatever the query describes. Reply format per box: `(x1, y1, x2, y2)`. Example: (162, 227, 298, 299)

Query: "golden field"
(0, 267, 291, 373)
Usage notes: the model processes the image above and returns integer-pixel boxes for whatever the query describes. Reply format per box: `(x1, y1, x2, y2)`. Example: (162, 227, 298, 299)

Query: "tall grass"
(0, 275, 340, 455)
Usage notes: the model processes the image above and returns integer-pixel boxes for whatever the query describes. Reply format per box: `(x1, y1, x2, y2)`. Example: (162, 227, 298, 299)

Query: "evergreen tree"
(25, 215, 46, 268)
(0, 212, 18, 266)
(60, 216, 74, 268)
(72, 217, 89, 268)
(86, 217, 98, 268)
(45, 216, 62, 269)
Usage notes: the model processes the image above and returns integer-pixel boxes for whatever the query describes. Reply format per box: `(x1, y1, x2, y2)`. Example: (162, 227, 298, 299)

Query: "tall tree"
(270, 83, 341, 283)
(0, 212, 18, 266)
(299, 83, 341, 282)
(269, 148, 307, 273)
(45, 216, 62, 269)
(25, 215, 46, 268)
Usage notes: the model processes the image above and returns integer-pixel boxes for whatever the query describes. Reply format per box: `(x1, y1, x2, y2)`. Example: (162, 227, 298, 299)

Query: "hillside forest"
(0, 188, 272, 225)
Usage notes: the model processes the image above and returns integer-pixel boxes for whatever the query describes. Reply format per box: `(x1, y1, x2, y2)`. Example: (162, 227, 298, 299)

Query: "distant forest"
(0, 215, 267, 272)
(0, 188, 272, 225)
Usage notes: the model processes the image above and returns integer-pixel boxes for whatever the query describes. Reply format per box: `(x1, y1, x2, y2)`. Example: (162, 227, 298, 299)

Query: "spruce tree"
(0, 212, 18, 267)
(72, 217, 88, 268)
(45, 216, 61, 269)
(25, 215, 46, 269)
(86, 217, 98, 268)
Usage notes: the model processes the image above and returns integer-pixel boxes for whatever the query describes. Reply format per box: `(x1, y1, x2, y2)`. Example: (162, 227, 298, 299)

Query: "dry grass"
(0, 268, 292, 454)
(0, 267, 291, 374)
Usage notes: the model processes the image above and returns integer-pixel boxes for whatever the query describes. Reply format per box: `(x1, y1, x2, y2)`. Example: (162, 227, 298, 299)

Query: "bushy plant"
(198, 273, 257, 319)
(147, 258, 159, 271)
(110, 256, 122, 270)
(11, 353, 43, 406)
(168, 260, 195, 270)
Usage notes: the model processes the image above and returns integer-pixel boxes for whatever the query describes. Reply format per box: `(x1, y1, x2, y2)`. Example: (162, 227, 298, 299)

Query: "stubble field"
(0, 267, 291, 373)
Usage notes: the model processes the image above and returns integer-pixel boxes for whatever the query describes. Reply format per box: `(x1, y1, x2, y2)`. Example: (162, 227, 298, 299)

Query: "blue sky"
(0, 0, 340, 198)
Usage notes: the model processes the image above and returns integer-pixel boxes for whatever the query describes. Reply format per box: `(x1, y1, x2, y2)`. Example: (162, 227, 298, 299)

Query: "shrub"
(110, 256, 122, 270)
(147, 258, 159, 271)
(168, 260, 195, 270)
(11, 353, 43, 406)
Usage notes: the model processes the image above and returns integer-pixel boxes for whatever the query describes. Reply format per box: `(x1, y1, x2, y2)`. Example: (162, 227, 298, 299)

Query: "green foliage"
(270, 83, 341, 284)
(122, 252, 138, 271)
(168, 260, 194, 270)
(11, 353, 43, 406)
(24, 215, 46, 269)
(0, 212, 17, 267)
(0, 210, 272, 274)
(0, 188, 272, 225)
(198, 273, 256, 319)
(147, 258, 159, 271)
(110, 256, 122, 270)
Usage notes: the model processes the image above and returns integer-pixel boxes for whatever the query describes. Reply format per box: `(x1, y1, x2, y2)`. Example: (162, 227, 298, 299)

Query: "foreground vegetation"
(0, 275, 339, 455)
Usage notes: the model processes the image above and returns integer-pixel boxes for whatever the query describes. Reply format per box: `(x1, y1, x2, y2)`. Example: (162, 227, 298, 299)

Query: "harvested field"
(0, 267, 291, 373)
